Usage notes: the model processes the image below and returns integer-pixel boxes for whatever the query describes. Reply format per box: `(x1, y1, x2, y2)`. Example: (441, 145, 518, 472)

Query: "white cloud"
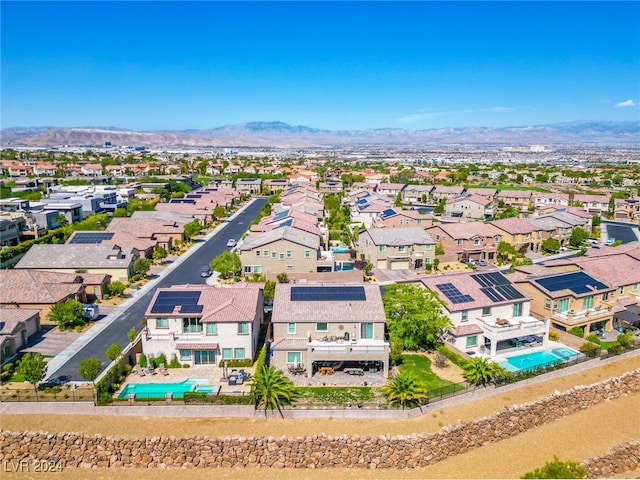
(396, 111, 445, 123)
(615, 99, 637, 108)
(396, 105, 514, 124)
(491, 106, 515, 112)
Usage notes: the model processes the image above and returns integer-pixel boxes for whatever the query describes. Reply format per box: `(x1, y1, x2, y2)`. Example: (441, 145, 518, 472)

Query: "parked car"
(226, 238, 236, 247)
(200, 266, 212, 277)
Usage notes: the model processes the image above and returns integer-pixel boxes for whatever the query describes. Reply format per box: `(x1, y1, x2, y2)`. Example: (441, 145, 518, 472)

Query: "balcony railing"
(551, 307, 612, 324)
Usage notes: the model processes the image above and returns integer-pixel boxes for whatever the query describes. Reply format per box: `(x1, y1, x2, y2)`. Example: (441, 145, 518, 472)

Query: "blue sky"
(2, 1, 639, 130)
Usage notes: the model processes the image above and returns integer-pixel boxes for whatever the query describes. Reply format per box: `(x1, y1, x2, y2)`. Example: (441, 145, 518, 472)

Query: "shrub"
(548, 331, 559, 342)
(607, 342, 624, 355)
(139, 353, 148, 368)
(254, 345, 267, 373)
(585, 334, 601, 345)
(521, 456, 586, 479)
(617, 331, 634, 349)
(579, 341, 600, 358)
(153, 353, 167, 368)
(217, 358, 252, 368)
(567, 326, 584, 338)
(169, 357, 182, 368)
(436, 344, 467, 368)
(389, 338, 404, 366)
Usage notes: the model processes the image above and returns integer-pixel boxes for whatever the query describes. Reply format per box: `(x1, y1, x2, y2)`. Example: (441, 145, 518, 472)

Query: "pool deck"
(119, 364, 252, 395)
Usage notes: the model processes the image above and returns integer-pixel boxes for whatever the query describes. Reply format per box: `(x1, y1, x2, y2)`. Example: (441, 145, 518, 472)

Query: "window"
(286, 249, 292, 258)
(494, 236, 501, 243)
(544, 299, 551, 310)
(234, 348, 245, 359)
(155, 317, 168, 329)
(620, 286, 625, 295)
(222, 348, 233, 359)
(287, 352, 302, 364)
(583, 295, 594, 310)
(482, 306, 491, 316)
(287, 323, 296, 334)
(425, 244, 431, 250)
(461, 310, 468, 322)
(603, 291, 609, 301)
(255, 250, 261, 257)
(425, 257, 431, 264)
(237, 323, 249, 335)
(316, 322, 328, 332)
(279, 253, 285, 260)
(417, 219, 422, 225)
(206, 323, 217, 335)
(360, 322, 374, 339)
(379, 245, 386, 252)
(305, 250, 311, 258)
(194, 350, 216, 365)
(179, 349, 191, 361)
(271, 251, 277, 258)
(254, 265, 262, 273)
(183, 317, 202, 334)
(634, 283, 639, 291)
(263, 249, 269, 257)
(513, 302, 523, 317)
(557, 298, 569, 313)
(457, 239, 463, 246)
(466, 336, 478, 348)
(243, 266, 252, 274)
(398, 246, 406, 253)
(474, 238, 480, 246)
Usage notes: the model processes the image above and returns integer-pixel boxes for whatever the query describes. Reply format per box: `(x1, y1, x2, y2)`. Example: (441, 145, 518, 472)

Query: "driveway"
(23, 325, 83, 358)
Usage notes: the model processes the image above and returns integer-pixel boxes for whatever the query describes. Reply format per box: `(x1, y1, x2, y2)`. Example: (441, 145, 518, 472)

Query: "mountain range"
(1, 121, 638, 148)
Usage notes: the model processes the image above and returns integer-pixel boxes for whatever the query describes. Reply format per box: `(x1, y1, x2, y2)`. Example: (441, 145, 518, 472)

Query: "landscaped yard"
(399, 354, 466, 398)
(296, 386, 377, 406)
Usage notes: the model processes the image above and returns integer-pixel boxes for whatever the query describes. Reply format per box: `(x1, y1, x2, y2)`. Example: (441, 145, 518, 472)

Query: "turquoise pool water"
(117, 378, 212, 399)
(499, 347, 581, 373)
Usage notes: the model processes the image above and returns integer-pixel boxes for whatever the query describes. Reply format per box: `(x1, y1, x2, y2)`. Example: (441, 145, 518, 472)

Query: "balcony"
(551, 307, 612, 325)
(480, 316, 548, 344)
(309, 338, 388, 361)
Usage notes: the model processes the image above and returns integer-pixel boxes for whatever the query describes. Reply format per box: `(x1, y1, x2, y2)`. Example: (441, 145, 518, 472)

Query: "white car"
(226, 238, 236, 248)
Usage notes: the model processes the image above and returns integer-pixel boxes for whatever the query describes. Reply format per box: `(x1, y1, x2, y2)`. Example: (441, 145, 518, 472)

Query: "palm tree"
(463, 357, 497, 387)
(381, 371, 427, 410)
(249, 366, 297, 418)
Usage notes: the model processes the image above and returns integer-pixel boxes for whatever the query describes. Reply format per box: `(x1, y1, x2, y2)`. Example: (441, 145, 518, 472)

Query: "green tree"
(616, 331, 634, 349)
(249, 366, 297, 418)
(263, 280, 276, 302)
(569, 227, 589, 247)
(183, 219, 202, 240)
(381, 371, 426, 410)
(79, 357, 102, 386)
(134, 257, 152, 277)
(152, 246, 168, 263)
(108, 280, 126, 297)
(541, 238, 560, 253)
(17, 352, 47, 393)
(591, 215, 601, 228)
(48, 298, 84, 331)
(382, 283, 452, 350)
(105, 343, 123, 362)
(210, 250, 240, 279)
(433, 198, 446, 214)
(463, 357, 498, 387)
(521, 456, 586, 479)
(277, 272, 289, 283)
(394, 192, 403, 207)
(213, 205, 226, 220)
(127, 327, 138, 343)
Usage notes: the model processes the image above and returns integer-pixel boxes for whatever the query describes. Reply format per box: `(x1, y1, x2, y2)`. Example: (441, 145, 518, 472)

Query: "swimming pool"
(499, 347, 581, 373)
(117, 378, 212, 399)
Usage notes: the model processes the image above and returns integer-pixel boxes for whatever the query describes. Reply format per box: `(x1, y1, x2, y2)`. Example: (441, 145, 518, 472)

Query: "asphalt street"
(46, 197, 268, 381)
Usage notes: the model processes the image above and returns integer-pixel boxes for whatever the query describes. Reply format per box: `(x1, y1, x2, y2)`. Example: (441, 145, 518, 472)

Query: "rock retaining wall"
(1, 369, 639, 473)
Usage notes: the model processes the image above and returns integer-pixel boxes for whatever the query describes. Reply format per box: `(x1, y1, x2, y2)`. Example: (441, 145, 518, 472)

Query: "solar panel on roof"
(381, 208, 396, 219)
(180, 304, 203, 314)
(150, 290, 202, 314)
(290, 286, 366, 302)
(471, 274, 493, 288)
(471, 272, 510, 288)
(535, 271, 608, 295)
(481, 287, 504, 302)
(273, 210, 289, 221)
(495, 284, 525, 300)
(275, 218, 293, 228)
(436, 283, 474, 304)
(69, 232, 115, 244)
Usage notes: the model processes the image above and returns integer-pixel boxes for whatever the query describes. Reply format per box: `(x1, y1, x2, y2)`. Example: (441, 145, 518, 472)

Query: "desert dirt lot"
(3, 355, 640, 479)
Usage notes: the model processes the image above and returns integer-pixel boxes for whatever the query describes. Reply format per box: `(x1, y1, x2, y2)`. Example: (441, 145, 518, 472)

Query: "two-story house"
(372, 208, 433, 229)
(238, 226, 321, 276)
(496, 190, 533, 211)
(0, 308, 42, 365)
(431, 185, 465, 203)
(402, 184, 434, 204)
(444, 193, 494, 219)
(426, 222, 501, 264)
(489, 218, 543, 254)
(143, 284, 263, 366)
(416, 271, 548, 357)
(270, 283, 389, 378)
(358, 227, 435, 270)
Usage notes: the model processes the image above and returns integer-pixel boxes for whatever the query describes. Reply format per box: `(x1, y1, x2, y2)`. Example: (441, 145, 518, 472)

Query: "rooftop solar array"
(535, 271, 609, 295)
(169, 199, 196, 204)
(381, 208, 396, 219)
(290, 286, 366, 302)
(436, 283, 474, 304)
(273, 210, 289, 221)
(186, 194, 202, 199)
(68, 232, 115, 244)
(275, 218, 293, 229)
(150, 291, 203, 314)
(471, 272, 526, 302)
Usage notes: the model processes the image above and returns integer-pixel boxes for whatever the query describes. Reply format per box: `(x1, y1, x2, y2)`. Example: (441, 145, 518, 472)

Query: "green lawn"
(399, 354, 465, 398)
(296, 386, 376, 405)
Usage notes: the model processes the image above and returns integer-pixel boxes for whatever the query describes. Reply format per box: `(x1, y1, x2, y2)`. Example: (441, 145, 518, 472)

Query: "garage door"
(390, 260, 410, 270)
(377, 259, 387, 269)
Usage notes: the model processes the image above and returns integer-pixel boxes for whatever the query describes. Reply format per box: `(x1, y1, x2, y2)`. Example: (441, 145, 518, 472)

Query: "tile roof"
(15, 244, 135, 269)
(365, 227, 435, 246)
(0, 270, 83, 304)
(0, 308, 40, 335)
(433, 222, 498, 239)
(490, 218, 538, 235)
(271, 338, 309, 350)
(272, 283, 386, 323)
(417, 270, 530, 312)
(447, 193, 491, 206)
(452, 324, 484, 336)
(239, 226, 319, 250)
(145, 284, 261, 324)
(176, 342, 219, 350)
(106, 217, 186, 236)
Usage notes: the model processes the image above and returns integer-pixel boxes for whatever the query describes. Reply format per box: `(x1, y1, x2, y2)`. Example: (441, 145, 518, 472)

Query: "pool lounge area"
(497, 345, 584, 373)
(117, 378, 218, 399)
